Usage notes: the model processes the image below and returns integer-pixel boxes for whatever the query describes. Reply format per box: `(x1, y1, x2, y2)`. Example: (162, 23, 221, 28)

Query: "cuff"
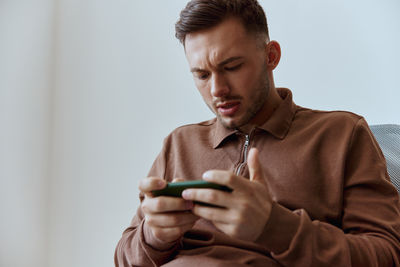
(141, 220, 179, 251)
(255, 201, 301, 254)
(137, 220, 180, 266)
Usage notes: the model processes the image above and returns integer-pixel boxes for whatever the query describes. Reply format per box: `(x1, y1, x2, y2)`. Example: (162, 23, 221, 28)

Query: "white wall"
(1, 1, 399, 267)
(0, 1, 54, 267)
(50, 1, 400, 266)
(264, 0, 400, 124)
(48, 1, 202, 266)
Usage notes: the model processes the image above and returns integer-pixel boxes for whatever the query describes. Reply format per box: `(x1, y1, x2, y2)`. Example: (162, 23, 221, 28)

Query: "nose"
(210, 73, 230, 98)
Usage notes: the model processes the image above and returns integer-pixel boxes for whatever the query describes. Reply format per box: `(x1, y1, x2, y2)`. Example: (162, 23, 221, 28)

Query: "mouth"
(216, 101, 241, 116)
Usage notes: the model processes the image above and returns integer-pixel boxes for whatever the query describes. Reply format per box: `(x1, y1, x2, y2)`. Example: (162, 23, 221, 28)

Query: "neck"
(238, 87, 282, 134)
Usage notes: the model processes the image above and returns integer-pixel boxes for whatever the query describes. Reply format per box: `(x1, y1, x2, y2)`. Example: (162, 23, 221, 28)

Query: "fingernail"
(202, 171, 211, 180)
(158, 180, 165, 188)
(182, 189, 191, 198)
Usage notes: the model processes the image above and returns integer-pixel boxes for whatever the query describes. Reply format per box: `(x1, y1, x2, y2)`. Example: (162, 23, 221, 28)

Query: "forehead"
(184, 18, 259, 67)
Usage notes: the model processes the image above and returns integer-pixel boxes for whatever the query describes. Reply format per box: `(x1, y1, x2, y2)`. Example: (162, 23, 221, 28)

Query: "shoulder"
(169, 118, 216, 138)
(290, 106, 370, 143)
(295, 106, 364, 129)
(172, 118, 216, 133)
(163, 118, 217, 146)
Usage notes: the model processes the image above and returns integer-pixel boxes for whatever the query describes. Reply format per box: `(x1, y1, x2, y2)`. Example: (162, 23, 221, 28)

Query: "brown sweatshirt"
(115, 88, 400, 267)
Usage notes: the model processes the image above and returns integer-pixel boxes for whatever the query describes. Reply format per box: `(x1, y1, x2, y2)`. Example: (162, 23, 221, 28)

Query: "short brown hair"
(175, 0, 269, 45)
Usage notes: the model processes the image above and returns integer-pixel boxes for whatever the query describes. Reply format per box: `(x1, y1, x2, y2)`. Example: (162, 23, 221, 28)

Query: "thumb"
(248, 148, 264, 183)
(172, 178, 184, 183)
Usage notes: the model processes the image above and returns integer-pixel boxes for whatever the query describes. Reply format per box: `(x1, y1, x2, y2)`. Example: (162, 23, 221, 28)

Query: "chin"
(219, 116, 244, 130)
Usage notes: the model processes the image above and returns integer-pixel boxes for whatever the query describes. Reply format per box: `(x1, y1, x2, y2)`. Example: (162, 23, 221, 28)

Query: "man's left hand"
(182, 148, 273, 242)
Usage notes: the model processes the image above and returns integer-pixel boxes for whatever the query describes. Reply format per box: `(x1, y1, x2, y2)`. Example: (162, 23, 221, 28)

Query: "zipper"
(236, 134, 250, 175)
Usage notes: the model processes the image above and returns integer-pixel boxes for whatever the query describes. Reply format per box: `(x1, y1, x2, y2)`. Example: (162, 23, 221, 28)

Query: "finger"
(146, 212, 199, 228)
(182, 188, 235, 208)
(202, 170, 251, 192)
(150, 223, 197, 243)
(191, 204, 231, 224)
(203, 170, 251, 192)
(172, 178, 185, 183)
(142, 195, 194, 213)
(213, 221, 238, 238)
(248, 148, 267, 186)
(139, 177, 166, 196)
(247, 148, 273, 206)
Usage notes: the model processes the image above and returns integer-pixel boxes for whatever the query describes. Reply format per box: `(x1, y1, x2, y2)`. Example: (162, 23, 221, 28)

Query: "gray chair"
(370, 124, 400, 193)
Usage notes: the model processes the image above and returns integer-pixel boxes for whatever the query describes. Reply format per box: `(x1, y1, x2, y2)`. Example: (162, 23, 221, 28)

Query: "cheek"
(239, 68, 264, 95)
(196, 83, 212, 103)
(242, 67, 259, 85)
(230, 66, 257, 90)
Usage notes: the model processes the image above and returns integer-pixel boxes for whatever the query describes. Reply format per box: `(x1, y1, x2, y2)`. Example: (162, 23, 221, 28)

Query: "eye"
(195, 72, 210, 80)
(225, 63, 243, 71)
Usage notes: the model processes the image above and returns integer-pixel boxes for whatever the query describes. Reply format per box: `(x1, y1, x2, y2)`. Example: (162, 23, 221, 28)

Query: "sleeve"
(114, 137, 180, 267)
(255, 118, 400, 266)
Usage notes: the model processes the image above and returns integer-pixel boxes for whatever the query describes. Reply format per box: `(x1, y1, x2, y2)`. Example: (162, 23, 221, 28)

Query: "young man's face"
(184, 17, 270, 129)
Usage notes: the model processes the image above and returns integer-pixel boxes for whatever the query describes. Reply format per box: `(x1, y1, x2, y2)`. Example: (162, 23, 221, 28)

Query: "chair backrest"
(370, 124, 400, 193)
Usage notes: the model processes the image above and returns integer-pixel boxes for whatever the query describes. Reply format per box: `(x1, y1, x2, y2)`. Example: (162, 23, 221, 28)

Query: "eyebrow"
(190, 56, 243, 73)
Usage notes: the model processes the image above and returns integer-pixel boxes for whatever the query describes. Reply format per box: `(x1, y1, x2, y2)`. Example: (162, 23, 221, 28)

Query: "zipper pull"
(244, 135, 250, 147)
(243, 135, 250, 161)
(236, 134, 251, 176)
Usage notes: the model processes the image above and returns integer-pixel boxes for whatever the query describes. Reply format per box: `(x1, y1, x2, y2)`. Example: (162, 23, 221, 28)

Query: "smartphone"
(152, 180, 232, 197)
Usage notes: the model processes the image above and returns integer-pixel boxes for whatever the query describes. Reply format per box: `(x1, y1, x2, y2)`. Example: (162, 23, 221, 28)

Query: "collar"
(212, 88, 297, 148)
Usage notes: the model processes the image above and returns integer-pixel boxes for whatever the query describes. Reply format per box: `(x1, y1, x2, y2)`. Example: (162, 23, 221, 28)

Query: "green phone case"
(152, 180, 232, 197)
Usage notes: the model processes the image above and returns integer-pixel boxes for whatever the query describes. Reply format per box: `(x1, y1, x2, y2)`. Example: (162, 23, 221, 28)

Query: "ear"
(265, 41, 281, 71)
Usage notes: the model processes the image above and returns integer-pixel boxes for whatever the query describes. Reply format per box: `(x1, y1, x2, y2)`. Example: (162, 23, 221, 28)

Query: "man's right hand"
(139, 177, 199, 245)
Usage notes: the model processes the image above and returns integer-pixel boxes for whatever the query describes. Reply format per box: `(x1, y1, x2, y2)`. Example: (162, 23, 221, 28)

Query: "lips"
(216, 101, 241, 116)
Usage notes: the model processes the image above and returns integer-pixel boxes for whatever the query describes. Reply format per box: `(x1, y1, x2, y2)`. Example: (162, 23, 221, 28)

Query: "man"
(115, 0, 400, 266)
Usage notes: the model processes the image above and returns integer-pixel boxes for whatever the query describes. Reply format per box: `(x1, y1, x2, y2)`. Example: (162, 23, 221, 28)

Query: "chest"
(169, 132, 346, 225)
